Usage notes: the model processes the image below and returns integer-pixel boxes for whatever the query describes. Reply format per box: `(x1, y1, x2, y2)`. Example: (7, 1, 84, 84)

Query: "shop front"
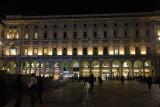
(54, 63, 59, 80)
(112, 67, 119, 79)
(123, 67, 129, 79)
(102, 61, 110, 80)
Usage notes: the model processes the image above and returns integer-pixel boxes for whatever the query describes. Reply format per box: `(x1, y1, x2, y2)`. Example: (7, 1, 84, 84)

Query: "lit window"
(114, 46, 119, 55)
(25, 33, 28, 39)
(43, 48, 47, 55)
(34, 48, 38, 55)
(34, 33, 38, 39)
(24, 48, 28, 55)
(10, 44, 16, 55)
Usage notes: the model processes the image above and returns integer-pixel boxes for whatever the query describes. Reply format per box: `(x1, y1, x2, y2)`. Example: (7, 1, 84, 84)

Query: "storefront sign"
(63, 71, 69, 73)
(73, 68, 79, 71)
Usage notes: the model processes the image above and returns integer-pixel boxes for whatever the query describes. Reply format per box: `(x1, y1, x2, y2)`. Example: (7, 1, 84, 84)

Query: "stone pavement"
(5, 80, 160, 107)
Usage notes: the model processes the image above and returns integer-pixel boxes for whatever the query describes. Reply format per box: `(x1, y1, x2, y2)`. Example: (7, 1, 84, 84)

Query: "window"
(124, 23, 128, 26)
(35, 26, 38, 28)
(34, 33, 38, 39)
(63, 48, 67, 55)
(84, 24, 87, 27)
(136, 47, 140, 55)
(73, 48, 77, 55)
(125, 31, 128, 38)
(63, 32, 67, 39)
(125, 47, 130, 55)
(93, 47, 98, 55)
(83, 47, 87, 55)
(43, 48, 47, 55)
(74, 24, 77, 28)
(10, 26, 13, 29)
(103, 47, 108, 55)
(104, 23, 107, 27)
(135, 23, 138, 26)
(10, 44, 16, 55)
(33, 48, 38, 55)
(53, 48, 57, 55)
(25, 33, 28, 39)
(146, 46, 151, 55)
(14, 26, 17, 29)
(24, 48, 28, 55)
(44, 25, 47, 28)
(136, 31, 139, 38)
(44, 33, 47, 39)
(114, 46, 119, 55)
(64, 25, 67, 28)
(73, 32, 77, 39)
(146, 30, 150, 37)
(54, 32, 57, 39)
(94, 24, 97, 27)
(104, 31, 107, 38)
(83, 32, 87, 38)
(54, 25, 57, 28)
(94, 31, 97, 38)
(114, 31, 118, 38)
(114, 23, 117, 27)
(25, 26, 28, 29)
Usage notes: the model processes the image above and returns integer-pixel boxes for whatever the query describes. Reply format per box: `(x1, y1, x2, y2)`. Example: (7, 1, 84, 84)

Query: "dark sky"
(0, 0, 159, 16)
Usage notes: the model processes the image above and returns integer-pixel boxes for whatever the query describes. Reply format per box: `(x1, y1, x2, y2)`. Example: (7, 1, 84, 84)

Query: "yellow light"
(58, 52, 62, 55)
(158, 30, 160, 36)
(78, 51, 82, 55)
(158, 37, 160, 40)
(68, 51, 72, 55)
(49, 52, 52, 55)
(131, 51, 135, 55)
(28, 52, 32, 55)
(88, 51, 92, 55)
(120, 51, 124, 55)
(99, 51, 103, 55)
(109, 51, 114, 55)
(38, 52, 42, 55)
(141, 51, 146, 54)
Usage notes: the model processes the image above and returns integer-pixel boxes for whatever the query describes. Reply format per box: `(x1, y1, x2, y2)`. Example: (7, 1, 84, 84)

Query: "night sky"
(0, 0, 159, 17)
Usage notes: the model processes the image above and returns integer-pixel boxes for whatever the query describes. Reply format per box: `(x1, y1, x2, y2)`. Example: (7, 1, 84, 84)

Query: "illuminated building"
(1, 11, 160, 80)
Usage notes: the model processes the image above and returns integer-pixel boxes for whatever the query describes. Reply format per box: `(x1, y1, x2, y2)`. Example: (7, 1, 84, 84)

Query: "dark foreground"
(5, 80, 160, 107)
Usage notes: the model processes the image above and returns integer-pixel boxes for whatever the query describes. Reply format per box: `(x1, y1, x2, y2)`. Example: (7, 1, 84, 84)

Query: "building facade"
(1, 11, 160, 80)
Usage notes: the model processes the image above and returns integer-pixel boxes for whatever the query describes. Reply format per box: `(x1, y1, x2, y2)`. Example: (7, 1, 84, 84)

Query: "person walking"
(98, 76, 103, 87)
(89, 74, 95, 93)
(15, 75, 24, 107)
(28, 73, 37, 107)
(147, 76, 152, 92)
(36, 76, 44, 104)
(121, 76, 125, 84)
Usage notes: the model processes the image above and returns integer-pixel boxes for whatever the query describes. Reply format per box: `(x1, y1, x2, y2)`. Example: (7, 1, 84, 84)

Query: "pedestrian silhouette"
(15, 75, 24, 107)
(89, 74, 94, 93)
(147, 76, 152, 92)
(28, 73, 37, 107)
(36, 76, 44, 104)
(98, 76, 103, 87)
(121, 76, 125, 84)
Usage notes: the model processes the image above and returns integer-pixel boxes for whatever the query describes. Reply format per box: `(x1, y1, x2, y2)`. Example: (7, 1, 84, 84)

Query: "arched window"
(10, 44, 16, 55)
(63, 48, 67, 55)
(83, 47, 87, 55)
(136, 47, 140, 55)
(53, 48, 57, 55)
(114, 46, 119, 55)
(146, 46, 151, 55)
(103, 47, 108, 55)
(73, 48, 77, 55)
(125, 46, 130, 55)
(93, 47, 98, 55)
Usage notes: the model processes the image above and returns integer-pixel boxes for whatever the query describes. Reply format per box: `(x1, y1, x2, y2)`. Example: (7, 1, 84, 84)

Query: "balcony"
(42, 38, 49, 44)
(102, 37, 109, 43)
(72, 38, 79, 44)
(82, 37, 89, 43)
(122, 37, 130, 43)
(52, 38, 59, 44)
(23, 39, 29, 45)
(62, 38, 69, 43)
(144, 37, 152, 43)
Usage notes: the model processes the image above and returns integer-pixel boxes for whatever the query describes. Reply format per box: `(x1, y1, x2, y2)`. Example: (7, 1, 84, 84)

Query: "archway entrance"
(112, 61, 121, 79)
(134, 60, 143, 76)
(61, 61, 70, 79)
(91, 61, 100, 77)
(102, 61, 110, 80)
(81, 61, 90, 76)
(144, 60, 155, 77)
(123, 61, 132, 79)
(71, 61, 80, 77)
(7, 61, 16, 74)
(54, 62, 60, 80)
(21, 61, 29, 74)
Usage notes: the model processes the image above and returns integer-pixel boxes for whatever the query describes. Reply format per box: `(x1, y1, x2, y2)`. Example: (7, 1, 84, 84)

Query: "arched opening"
(61, 61, 70, 79)
(63, 48, 67, 55)
(134, 60, 143, 76)
(83, 47, 87, 55)
(54, 62, 60, 80)
(73, 48, 77, 55)
(144, 60, 155, 77)
(112, 61, 121, 79)
(7, 61, 16, 74)
(136, 47, 140, 55)
(103, 47, 108, 55)
(93, 47, 98, 56)
(146, 46, 151, 55)
(124, 46, 130, 55)
(102, 61, 110, 80)
(123, 61, 132, 79)
(71, 61, 80, 77)
(81, 61, 90, 76)
(21, 61, 30, 74)
(10, 43, 16, 55)
(91, 61, 100, 77)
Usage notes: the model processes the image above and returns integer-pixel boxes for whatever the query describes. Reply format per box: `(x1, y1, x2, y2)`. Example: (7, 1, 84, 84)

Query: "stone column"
(79, 61, 82, 76)
(29, 62, 31, 74)
(52, 62, 54, 80)
(121, 63, 123, 76)
(16, 65, 21, 74)
(132, 63, 134, 77)
(110, 63, 112, 79)
(143, 64, 145, 77)
(99, 62, 102, 77)
(89, 61, 91, 75)
(49, 62, 51, 76)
